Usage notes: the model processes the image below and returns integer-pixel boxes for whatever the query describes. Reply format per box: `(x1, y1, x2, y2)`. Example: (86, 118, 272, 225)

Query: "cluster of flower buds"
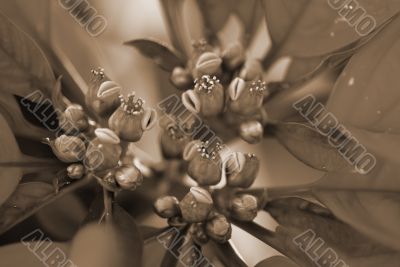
(154, 187, 232, 245)
(169, 39, 268, 143)
(43, 68, 156, 192)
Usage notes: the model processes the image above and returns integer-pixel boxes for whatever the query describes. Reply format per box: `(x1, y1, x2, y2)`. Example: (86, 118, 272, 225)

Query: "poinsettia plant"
(1, 0, 400, 267)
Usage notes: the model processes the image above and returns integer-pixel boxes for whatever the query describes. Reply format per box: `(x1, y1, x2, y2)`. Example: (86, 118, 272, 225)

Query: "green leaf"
(0, 11, 55, 99)
(125, 38, 184, 71)
(255, 256, 299, 267)
(0, 241, 69, 267)
(262, 0, 400, 57)
(274, 122, 352, 172)
(0, 114, 23, 206)
(69, 204, 143, 267)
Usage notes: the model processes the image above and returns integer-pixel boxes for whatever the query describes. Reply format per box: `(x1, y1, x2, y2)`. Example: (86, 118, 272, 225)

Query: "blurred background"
(0, 1, 323, 265)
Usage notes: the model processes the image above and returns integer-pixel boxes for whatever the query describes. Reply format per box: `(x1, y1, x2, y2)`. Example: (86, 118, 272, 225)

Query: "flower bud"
(205, 214, 232, 243)
(94, 128, 120, 144)
(239, 59, 263, 81)
(95, 170, 120, 192)
(179, 187, 213, 223)
(182, 75, 224, 117)
(184, 141, 222, 186)
(230, 194, 258, 221)
(46, 135, 86, 163)
(189, 223, 209, 245)
(115, 165, 143, 190)
(160, 123, 191, 159)
(225, 153, 259, 188)
(86, 69, 122, 117)
(239, 121, 264, 144)
(67, 164, 85, 179)
(85, 137, 121, 171)
(222, 42, 245, 70)
(229, 79, 267, 115)
(153, 196, 180, 218)
(108, 93, 157, 142)
(62, 105, 89, 132)
(171, 67, 193, 90)
(194, 52, 222, 77)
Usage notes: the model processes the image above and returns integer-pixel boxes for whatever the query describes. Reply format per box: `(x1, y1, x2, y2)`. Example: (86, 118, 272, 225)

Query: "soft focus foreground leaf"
(160, 0, 191, 59)
(315, 191, 400, 251)
(0, 241, 69, 267)
(0, 182, 53, 234)
(35, 193, 87, 241)
(0, 11, 54, 99)
(313, 14, 400, 251)
(262, 0, 400, 57)
(69, 204, 143, 267)
(0, 92, 50, 141)
(264, 198, 400, 267)
(255, 256, 299, 267)
(0, 114, 23, 206)
(274, 122, 352, 172)
(125, 38, 184, 72)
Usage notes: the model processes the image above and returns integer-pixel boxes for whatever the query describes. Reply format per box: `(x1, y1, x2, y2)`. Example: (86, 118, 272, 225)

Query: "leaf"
(0, 114, 23, 206)
(160, 0, 191, 59)
(69, 204, 143, 267)
(0, 92, 50, 141)
(125, 38, 184, 72)
(0, 241, 69, 267)
(0, 182, 54, 233)
(314, 191, 400, 251)
(0, 11, 55, 99)
(196, 0, 231, 44)
(264, 197, 400, 267)
(233, 0, 263, 46)
(255, 256, 299, 267)
(262, 0, 400, 57)
(35, 193, 87, 240)
(0, 176, 92, 235)
(312, 14, 400, 252)
(274, 122, 353, 172)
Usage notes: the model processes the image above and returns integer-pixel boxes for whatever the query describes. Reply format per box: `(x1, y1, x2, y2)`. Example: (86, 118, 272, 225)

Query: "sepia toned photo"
(0, 0, 399, 266)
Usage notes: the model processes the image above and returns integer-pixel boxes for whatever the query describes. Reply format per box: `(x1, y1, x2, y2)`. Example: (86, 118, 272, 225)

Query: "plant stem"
(103, 188, 113, 223)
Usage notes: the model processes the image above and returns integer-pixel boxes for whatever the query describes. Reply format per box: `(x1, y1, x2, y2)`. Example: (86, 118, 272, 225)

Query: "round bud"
(67, 164, 85, 179)
(205, 214, 232, 243)
(194, 52, 222, 77)
(153, 196, 180, 218)
(231, 194, 258, 221)
(179, 187, 213, 223)
(115, 165, 143, 190)
(50, 135, 86, 163)
(84, 138, 121, 171)
(63, 105, 89, 132)
(171, 67, 193, 90)
(239, 121, 264, 144)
